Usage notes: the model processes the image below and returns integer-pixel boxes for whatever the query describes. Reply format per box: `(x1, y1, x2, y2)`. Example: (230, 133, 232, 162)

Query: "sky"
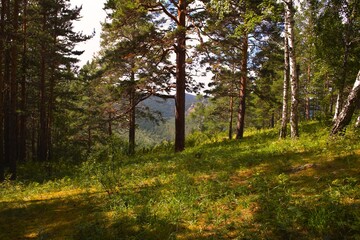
(68, 0, 212, 88)
(70, 0, 107, 66)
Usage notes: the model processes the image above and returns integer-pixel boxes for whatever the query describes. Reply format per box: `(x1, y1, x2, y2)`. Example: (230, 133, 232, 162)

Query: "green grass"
(1, 121, 359, 239)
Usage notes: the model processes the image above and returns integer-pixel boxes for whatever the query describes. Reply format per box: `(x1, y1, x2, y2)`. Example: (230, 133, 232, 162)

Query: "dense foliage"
(1, 0, 359, 176)
(0, 0, 360, 238)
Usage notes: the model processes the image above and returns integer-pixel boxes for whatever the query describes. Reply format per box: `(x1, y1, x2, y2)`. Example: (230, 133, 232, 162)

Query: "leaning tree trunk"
(280, 17, 290, 139)
(174, 0, 186, 152)
(285, 0, 299, 138)
(333, 24, 351, 121)
(331, 70, 360, 135)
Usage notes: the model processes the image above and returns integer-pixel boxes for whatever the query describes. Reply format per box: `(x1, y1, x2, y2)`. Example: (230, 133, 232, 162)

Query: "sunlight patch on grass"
(1, 121, 359, 239)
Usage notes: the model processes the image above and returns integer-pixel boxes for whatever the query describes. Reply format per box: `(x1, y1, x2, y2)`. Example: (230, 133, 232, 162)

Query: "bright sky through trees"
(70, 0, 106, 66)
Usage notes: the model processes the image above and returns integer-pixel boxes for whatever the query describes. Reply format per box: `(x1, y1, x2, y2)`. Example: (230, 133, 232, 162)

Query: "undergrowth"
(0, 121, 359, 239)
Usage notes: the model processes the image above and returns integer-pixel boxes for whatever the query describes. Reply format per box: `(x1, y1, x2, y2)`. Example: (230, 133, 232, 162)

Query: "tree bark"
(0, 0, 5, 181)
(355, 116, 360, 128)
(228, 95, 234, 140)
(3, 0, 11, 177)
(38, 12, 48, 162)
(333, 23, 351, 121)
(46, 2, 61, 162)
(331, 70, 360, 135)
(19, 0, 28, 163)
(31, 115, 36, 161)
(8, 0, 20, 179)
(228, 65, 236, 140)
(270, 112, 275, 128)
(236, 33, 248, 139)
(305, 97, 310, 120)
(174, 0, 186, 152)
(305, 64, 311, 121)
(285, 0, 299, 138)
(128, 70, 135, 155)
(280, 17, 290, 139)
(333, 93, 342, 120)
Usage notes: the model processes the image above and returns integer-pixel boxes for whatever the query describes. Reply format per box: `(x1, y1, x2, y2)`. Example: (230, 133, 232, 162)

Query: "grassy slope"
(0, 122, 359, 239)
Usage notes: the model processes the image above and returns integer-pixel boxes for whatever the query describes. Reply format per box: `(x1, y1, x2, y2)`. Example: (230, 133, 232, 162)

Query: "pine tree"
(101, 0, 174, 154)
(205, 0, 279, 139)
(0, 0, 6, 181)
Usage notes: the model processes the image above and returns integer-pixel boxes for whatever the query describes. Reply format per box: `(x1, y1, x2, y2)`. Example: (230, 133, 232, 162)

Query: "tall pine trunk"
(331, 70, 360, 135)
(47, 52, 56, 162)
(8, 0, 20, 179)
(0, 0, 5, 181)
(285, 0, 299, 138)
(305, 64, 311, 120)
(46, 3, 60, 162)
(228, 95, 234, 140)
(38, 12, 48, 162)
(228, 66, 235, 140)
(3, 0, 11, 176)
(128, 70, 136, 155)
(236, 33, 248, 139)
(19, 0, 28, 163)
(280, 19, 290, 139)
(175, 0, 186, 152)
(270, 112, 275, 128)
(31, 115, 36, 161)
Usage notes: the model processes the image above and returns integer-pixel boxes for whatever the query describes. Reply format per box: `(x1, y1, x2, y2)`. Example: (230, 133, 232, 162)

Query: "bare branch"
(169, 0, 179, 10)
(153, 93, 175, 99)
(140, 2, 179, 24)
(158, 2, 179, 24)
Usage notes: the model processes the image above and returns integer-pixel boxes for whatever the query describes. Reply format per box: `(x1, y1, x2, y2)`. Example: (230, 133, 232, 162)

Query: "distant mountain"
(140, 93, 198, 120)
(137, 93, 198, 135)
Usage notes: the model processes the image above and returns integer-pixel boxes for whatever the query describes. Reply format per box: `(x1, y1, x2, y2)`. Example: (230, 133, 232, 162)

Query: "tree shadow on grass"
(244, 153, 360, 240)
(0, 188, 191, 240)
(0, 192, 105, 240)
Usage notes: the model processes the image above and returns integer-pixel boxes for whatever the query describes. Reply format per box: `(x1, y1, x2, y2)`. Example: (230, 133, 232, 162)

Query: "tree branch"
(158, 2, 179, 24)
(169, 0, 179, 10)
(153, 93, 175, 99)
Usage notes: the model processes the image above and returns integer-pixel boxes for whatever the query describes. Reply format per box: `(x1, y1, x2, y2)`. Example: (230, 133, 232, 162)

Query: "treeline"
(1, 0, 360, 180)
(189, 0, 360, 138)
(0, 0, 90, 180)
(86, 0, 360, 151)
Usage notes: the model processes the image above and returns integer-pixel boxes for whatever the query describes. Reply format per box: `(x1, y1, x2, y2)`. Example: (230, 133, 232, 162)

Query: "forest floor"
(1, 121, 360, 239)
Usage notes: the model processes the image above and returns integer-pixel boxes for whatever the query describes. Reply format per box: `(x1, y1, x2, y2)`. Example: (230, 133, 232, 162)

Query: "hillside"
(136, 93, 198, 142)
(0, 122, 359, 239)
(140, 93, 198, 120)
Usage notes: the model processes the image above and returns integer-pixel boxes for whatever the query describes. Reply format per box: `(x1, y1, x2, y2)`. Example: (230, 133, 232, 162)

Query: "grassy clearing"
(1, 121, 359, 239)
